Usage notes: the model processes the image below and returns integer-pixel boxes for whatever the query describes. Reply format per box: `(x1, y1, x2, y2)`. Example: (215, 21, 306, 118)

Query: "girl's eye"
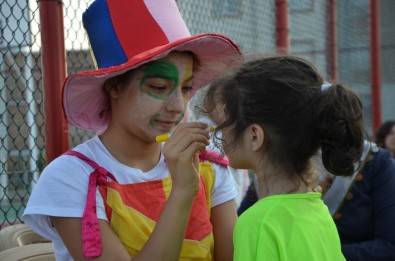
(149, 85, 167, 91)
(146, 84, 170, 95)
(182, 86, 193, 93)
(144, 78, 172, 93)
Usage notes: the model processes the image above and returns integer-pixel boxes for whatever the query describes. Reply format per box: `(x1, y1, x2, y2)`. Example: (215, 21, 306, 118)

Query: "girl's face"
(210, 102, 252, 169)
(109, 52, 193, 142)
(384, 125, 395, 154)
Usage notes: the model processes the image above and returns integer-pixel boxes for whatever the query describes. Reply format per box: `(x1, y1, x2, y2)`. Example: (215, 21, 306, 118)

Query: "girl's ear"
(249, 123, 264, 152)
(105, 81, 121, 100)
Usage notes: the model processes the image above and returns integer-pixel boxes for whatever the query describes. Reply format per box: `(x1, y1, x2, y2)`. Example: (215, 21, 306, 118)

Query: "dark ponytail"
(315, 84, 365, 176)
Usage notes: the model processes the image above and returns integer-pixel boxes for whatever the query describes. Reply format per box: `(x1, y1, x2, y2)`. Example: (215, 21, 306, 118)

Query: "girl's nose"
(165, 89, 185, 114)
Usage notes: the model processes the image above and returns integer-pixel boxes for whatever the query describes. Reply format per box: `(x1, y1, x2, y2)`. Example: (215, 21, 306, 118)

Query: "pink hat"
(62, 0, 243, 131)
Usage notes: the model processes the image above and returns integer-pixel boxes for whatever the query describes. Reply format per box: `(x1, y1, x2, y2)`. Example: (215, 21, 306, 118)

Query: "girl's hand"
(162, 122, 210, 197)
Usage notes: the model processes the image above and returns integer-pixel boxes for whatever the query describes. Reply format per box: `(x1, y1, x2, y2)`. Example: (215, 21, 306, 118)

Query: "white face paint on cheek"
(134, 90, 169, 130)
(117, 83, 158, 132)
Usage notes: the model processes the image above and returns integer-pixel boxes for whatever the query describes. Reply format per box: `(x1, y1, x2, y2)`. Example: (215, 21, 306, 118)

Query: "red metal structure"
(369, 0, 382, 136)
(38, 0, 70, 164)
(327, 0, 338, 81)
(275, 0, 290, 55)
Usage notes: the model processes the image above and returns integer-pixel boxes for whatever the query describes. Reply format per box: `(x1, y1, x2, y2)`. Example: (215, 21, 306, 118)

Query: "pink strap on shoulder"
(199, 150, 229, 167)
(63, 150, 116, 258)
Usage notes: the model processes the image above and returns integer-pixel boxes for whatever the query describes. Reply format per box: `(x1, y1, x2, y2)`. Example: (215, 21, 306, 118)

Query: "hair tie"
(321, 82, 332, 92)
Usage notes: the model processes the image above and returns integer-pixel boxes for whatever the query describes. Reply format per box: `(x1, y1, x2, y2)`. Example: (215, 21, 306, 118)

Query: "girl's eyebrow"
(183, 75, 193, 82)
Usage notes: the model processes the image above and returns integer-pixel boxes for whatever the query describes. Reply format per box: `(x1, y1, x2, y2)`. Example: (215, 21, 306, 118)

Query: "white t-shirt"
(23, 136, 238, 261)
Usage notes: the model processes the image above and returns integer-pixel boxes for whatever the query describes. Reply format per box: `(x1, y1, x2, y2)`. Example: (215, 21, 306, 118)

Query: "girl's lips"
(156, 120, 176, 131)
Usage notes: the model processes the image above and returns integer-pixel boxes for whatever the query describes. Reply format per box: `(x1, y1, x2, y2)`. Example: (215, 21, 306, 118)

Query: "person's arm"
(51, 217, 131, 260)
(211, 200, 237, 261)
(142, 121, 209, 260)
(341, 152, 395, 261)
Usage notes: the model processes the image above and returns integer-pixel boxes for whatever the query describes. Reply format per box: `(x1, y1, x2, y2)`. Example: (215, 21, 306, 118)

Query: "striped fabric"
(99, 162, 216, 260)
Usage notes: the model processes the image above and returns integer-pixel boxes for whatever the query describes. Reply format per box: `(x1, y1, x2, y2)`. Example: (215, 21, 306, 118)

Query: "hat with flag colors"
(62, 0, 243, 131)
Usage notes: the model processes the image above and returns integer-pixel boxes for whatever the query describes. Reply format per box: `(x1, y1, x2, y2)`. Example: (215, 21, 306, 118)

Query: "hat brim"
(62, 33, 242, 131)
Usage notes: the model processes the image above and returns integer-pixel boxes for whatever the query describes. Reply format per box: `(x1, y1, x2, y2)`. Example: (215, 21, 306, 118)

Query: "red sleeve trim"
(199, 150, 229, 167)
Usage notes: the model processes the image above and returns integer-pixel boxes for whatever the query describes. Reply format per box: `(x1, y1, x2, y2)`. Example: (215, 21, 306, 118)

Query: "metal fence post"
(370, 0, 382, 135)
(275, 0, 290, 55)
(327, 0, 338, 81)
(38, 0, 70, 164)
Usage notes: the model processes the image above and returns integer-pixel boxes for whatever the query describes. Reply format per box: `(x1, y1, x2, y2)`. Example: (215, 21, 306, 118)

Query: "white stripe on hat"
(144, 0, 191, 42)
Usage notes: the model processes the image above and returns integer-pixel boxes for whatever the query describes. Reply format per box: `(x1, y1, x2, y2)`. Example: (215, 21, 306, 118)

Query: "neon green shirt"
(234, 192, 345, 261)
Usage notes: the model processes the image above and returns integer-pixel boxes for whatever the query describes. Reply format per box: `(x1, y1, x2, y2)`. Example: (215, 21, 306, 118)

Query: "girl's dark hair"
(203, 55, 365, 177)
(376, 121, 395, 148)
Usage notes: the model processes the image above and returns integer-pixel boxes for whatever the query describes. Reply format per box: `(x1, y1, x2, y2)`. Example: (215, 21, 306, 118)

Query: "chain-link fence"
(1, 0, 394, 228)
(1, 0, 44, 227)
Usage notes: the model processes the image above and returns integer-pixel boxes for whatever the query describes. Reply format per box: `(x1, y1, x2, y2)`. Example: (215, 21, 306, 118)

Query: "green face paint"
(140, 61, 179, 100)
(175, 112, 185, 126)
(149, 113, 160, 127)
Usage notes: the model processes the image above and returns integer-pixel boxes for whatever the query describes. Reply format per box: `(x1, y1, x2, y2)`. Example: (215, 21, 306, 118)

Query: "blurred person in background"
(321, 141, 395, 261)
(376, 120, 395, 157)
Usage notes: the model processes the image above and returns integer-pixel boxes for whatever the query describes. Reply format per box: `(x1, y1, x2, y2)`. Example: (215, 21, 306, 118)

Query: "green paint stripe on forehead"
(142, 60, 179, 83)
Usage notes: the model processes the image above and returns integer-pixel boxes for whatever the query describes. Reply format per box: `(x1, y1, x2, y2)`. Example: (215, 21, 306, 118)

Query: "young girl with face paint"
(23, 1, 243, 260)
(203, 55, 366, 261)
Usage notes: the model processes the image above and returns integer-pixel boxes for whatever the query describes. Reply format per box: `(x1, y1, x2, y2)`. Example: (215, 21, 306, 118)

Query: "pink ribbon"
(64, 150, 116, 258)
